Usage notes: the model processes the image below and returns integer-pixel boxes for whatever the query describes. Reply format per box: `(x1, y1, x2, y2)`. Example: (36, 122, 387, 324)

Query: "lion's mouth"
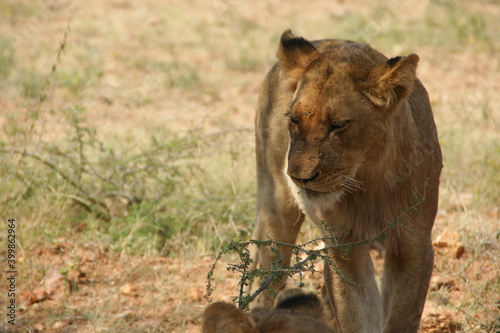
(291, 173, 364, 195)
(289, 172, 319, 187)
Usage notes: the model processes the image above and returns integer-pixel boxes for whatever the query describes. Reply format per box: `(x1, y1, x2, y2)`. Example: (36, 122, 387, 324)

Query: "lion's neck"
(362, 100, 421, 190)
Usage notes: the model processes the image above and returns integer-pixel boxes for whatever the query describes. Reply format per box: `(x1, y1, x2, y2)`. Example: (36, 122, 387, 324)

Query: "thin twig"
(0, 148, 110, 219)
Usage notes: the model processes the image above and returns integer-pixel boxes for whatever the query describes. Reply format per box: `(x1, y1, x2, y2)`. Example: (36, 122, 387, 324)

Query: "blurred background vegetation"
(0, 0, 497, 255)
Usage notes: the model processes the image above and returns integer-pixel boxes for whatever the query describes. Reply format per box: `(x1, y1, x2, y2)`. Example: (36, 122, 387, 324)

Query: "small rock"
(433, 227, 459, 248)
(67, 269, 87, 284)
(20, 288, 48, 305)
(189, 287, 204, 301)
(33, 323, 45, 332)
(421, 310, 461, 333)
(433, 227, 466, 259)
(455, 244, 465, 259)
(19, 265, 70, 305)
(45, 266, 71, 300)
(430, 275, 456, 291)
(116, 310, 135, 320)
(51, 243, 65, 254)
(120, 283, 139, 297)
(52, 320, 70, 330)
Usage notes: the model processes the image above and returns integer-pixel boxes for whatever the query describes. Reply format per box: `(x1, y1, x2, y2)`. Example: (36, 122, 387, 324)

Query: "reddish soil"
(11, 227, 497, 332)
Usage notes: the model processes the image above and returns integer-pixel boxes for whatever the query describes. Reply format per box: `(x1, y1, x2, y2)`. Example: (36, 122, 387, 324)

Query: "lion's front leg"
(323, 246, 383, 333)
(381, 235, 434, 333)
(249, 210, 304, 307)
(248, 180, 305, 308)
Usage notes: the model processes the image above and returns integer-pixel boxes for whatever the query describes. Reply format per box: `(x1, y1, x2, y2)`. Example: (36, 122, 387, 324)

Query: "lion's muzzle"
(287, 149, 321, 187)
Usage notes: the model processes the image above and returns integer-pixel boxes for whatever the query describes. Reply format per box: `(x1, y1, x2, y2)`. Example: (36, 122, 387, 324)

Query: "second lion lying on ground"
(249, 30, 442, 332)
(202, 289, 334, 333)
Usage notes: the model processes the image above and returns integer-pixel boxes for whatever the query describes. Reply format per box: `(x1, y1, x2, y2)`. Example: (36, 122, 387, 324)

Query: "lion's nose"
(287, 151, 321, 184)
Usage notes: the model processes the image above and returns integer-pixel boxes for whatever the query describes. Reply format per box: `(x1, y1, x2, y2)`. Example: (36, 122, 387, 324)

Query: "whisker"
(341, 175, 366, 192)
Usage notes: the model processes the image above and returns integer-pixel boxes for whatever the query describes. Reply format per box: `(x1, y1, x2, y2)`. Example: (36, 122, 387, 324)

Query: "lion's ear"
(278, 29, 319, 91)
(364, 54, 419, 111)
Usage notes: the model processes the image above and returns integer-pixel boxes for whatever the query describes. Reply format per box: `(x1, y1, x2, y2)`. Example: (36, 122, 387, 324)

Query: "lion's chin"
(297, 183, 345, 198)
(298, 187, 346, 208)
(286, 175, 346, 210)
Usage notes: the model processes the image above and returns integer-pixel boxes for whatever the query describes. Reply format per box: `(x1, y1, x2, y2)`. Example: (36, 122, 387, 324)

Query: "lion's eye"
(289, 117, 299, 126)
(329, 120, 349, 133)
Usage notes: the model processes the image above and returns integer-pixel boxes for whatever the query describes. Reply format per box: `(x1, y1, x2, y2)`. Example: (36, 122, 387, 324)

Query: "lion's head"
(202, 289, 333, 333)
(278, 30, 419, 198)
(202, 301, 259, 333)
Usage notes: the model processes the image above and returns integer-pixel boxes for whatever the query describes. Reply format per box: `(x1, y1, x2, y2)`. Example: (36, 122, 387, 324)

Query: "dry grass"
(0, 0, 498, 332)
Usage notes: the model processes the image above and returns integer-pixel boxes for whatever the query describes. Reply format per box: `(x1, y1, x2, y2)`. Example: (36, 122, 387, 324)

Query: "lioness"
(250, 30, 442, 332)
(202, 289, 333, 333)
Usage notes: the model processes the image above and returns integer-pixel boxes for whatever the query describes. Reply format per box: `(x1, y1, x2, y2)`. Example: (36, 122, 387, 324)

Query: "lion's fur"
(202, 289, 333, 333)
(202, 301, 259, 333)
(250, 30, 442, 332)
